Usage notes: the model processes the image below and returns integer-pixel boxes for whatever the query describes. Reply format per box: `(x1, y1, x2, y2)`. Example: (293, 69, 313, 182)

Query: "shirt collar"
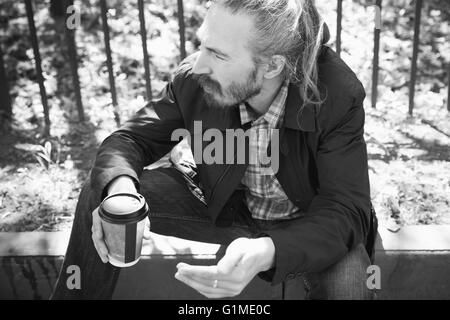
(239, 80, 289, 129)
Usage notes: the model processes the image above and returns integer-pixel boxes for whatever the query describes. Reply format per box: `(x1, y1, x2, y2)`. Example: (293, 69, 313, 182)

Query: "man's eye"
(214, 53, 225, 60)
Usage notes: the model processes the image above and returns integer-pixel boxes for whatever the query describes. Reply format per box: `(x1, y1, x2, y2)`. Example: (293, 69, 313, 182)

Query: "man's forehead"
(198, 4, 254, 57)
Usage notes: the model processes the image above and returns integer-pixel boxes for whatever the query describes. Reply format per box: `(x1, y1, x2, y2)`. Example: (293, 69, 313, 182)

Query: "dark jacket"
(91, 46, 377, 285)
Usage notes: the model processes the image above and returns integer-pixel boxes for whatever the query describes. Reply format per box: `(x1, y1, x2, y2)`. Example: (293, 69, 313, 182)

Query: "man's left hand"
(175, 237, 275, 299)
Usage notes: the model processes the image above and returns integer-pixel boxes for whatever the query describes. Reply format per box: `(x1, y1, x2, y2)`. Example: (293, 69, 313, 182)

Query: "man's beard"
(193, 67, 262, 109)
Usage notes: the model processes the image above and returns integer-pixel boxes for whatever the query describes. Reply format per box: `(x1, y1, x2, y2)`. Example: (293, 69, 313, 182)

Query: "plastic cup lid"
(99, 193, 148, 224)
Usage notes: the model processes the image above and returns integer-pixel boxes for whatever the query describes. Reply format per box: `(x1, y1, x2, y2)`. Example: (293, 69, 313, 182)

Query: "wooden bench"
(1, 224, 450, 299)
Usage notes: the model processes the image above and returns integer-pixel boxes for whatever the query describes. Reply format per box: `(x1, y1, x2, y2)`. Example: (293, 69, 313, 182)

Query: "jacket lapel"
(283, 83, 317, 132)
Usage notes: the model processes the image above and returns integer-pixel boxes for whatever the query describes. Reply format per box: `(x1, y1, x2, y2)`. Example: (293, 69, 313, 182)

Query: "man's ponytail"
(294, 0, 325, 110)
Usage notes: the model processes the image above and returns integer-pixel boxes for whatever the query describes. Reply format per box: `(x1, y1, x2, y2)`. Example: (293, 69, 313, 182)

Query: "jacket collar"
(282, 82, 317, 132)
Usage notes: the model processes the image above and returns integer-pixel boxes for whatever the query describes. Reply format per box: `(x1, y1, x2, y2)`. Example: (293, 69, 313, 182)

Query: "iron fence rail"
(24, 0, 50, 135)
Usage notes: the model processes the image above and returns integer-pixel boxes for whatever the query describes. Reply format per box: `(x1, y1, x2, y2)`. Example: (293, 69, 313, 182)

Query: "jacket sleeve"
(89, 71, 186, 203)
(262, 84, 371, 285)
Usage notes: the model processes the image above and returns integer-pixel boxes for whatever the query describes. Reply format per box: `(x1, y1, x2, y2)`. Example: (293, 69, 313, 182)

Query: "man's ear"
(263, 55, 286, 79)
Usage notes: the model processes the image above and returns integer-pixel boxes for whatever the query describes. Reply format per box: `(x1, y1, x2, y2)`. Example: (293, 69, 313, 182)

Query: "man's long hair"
(216, 0, 325, 110)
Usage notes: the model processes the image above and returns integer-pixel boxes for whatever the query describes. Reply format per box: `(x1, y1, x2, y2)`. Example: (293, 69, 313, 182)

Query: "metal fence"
(0, 0, 449, 136)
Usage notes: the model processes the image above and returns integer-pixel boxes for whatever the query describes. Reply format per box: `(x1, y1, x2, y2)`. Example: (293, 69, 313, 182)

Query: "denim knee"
(303, 243, 375, 300)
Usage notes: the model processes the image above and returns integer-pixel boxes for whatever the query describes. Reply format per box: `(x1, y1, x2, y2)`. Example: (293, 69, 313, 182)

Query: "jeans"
(51, 167, 375, 300)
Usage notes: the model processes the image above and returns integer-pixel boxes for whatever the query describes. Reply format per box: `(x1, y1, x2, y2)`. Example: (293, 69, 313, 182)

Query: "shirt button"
(286, 273, 295, 280)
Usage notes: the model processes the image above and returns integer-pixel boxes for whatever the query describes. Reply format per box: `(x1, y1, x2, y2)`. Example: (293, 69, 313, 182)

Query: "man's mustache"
(192, 73, 222, 95)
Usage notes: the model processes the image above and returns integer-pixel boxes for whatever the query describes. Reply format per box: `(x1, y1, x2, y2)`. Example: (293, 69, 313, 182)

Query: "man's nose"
(192, 51, 212, 75)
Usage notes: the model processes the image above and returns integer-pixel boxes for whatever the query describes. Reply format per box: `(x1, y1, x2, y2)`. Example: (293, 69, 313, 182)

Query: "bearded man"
(52, 0, 378, 300)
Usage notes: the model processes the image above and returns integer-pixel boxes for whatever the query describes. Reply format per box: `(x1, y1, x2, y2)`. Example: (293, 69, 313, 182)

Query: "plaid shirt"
(240, 81, 302, 220)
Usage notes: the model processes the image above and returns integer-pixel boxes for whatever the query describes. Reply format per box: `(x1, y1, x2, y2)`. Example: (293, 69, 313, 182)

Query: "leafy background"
(0, 0, 449, 231)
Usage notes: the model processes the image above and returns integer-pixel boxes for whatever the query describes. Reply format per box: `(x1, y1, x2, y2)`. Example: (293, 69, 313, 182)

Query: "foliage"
(34, 141, 54, 169)
(0, 0, 449, 231)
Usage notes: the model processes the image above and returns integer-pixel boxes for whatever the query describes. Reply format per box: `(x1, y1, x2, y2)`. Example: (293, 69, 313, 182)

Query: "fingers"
(143, 218, 152, 240)
(214, 238, 248, 274)
(176, 263, 241, 284)
(176, 263, 219, 278)
(92, 240, 109, 264)
(217, 247, 244, 275)
(174, 238, 255, 298)
(176, 239, 246, 281)
(175, 272, 240, 298)
(91, 207, 109, 263)
(143, 232, 152, 240)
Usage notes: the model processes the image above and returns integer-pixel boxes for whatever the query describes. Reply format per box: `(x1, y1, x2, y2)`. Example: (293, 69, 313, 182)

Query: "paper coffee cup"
(98, 193, 149, 267)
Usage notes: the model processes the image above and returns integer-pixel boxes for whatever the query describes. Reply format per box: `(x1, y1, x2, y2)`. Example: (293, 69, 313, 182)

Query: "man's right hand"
(91, 175, 138, 263)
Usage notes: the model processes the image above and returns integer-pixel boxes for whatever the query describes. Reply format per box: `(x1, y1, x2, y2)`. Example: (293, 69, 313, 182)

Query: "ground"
(0, 0, 449, 231)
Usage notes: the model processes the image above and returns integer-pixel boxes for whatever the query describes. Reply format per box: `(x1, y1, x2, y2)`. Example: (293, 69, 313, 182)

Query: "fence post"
(447, 63, 450, 112)
(138, 0, 153, 101)
(336, 0, 343, 57)
(65, 1, 85, 122)
(372, 0, 382, 109)
(408, 0, 423, 116)
(177, 0, 186, 60)
(100, 0, 120, 126)
(0, 44, 12, 125)
(24, 0, 51, 136)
